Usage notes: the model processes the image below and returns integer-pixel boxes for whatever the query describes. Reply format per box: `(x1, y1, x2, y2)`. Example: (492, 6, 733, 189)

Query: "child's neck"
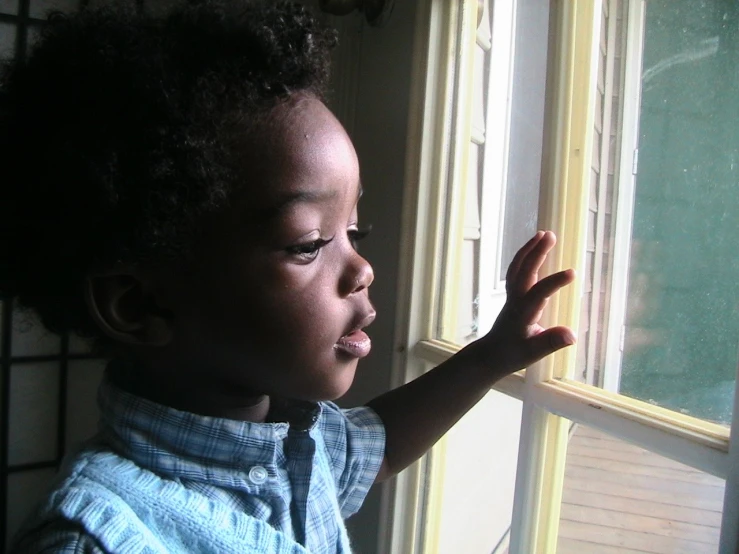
(109, 360, 272, 422)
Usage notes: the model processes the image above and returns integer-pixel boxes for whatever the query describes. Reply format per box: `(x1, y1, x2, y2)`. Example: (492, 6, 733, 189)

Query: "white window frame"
(382, 0, 739, 552)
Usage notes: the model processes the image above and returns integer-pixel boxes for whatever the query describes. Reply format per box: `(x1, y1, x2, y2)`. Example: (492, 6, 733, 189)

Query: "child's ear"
(84, 273, 174, 347)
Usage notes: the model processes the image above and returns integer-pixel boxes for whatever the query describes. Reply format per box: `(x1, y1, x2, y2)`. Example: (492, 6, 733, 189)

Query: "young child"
(2, 1, 575, 552)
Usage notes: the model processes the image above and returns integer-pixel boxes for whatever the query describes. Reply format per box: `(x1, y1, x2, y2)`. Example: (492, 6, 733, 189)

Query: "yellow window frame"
(388, 0, 739, 553)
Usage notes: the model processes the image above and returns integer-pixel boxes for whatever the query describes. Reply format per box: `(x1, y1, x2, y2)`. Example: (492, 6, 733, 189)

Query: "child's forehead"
(266, 96, 356, 163)
(233, 97, 360, 208)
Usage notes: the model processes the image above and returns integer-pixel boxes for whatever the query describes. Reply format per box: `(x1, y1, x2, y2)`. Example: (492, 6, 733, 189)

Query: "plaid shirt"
(11, 378, 386, 553)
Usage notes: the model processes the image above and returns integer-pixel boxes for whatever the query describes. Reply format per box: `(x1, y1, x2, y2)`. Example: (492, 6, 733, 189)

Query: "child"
(2, 1, 575, 552)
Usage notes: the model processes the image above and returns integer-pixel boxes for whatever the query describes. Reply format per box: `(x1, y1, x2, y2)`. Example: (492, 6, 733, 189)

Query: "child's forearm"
(367, 343, 506, 482)
(368, 232, 575, 483)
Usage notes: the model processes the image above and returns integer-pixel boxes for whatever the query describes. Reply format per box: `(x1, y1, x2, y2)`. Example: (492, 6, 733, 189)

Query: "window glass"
(29, 0, 80, 19)
(438, 0, 736, 425)
(65, 359, 106, 452)
(11, 309, 60, 357)
(8, 362, 59, 465)
(619, 0, 738, 424)
(0, 22, 16, 59)
(427, 391, 522, 554)
(0, 0, 18, 15)
(442, 0, 548, 346)
(495, 0, 549, 281)
(577, 0, 737, 425)
(558, 422, 724, 553)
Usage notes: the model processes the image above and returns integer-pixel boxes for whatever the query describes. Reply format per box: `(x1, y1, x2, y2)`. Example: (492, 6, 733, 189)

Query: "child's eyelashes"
(349, 225, 372, 250)
(286, 226, 372, 262)
(286, 237, 334, 261)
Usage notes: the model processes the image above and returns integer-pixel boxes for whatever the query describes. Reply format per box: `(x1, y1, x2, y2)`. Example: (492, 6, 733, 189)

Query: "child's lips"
(335, 311, 376, 358)
(335, 330, 372, 358)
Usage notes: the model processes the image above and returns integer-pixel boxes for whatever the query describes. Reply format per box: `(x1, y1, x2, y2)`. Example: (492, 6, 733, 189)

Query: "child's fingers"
(506, 231, 546, 288)
(527, 326, 576, 360)
(509, 231, 557, 296)
(519, 269, 575, 323)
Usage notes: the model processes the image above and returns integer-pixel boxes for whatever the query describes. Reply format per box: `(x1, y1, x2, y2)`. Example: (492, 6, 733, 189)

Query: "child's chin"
(307, 368, 357, 402)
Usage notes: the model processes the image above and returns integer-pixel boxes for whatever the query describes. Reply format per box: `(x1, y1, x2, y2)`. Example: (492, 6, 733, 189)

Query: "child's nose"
(341, 252, 374, 295)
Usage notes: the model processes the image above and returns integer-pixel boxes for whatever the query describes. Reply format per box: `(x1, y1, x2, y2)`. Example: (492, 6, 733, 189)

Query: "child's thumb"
(529, 327, 576, 361)
(549, 327, 576, 351)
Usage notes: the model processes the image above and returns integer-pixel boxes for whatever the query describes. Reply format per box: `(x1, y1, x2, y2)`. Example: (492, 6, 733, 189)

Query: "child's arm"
(367, 231, 576, 482)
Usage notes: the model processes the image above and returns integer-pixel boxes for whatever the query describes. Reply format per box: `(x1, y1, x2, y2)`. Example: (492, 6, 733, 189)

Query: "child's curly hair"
(0, 0, 336, 340)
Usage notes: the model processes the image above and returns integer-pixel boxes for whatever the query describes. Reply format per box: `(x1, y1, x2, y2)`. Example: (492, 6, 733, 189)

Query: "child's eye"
(348, 225, 372, 250)
(286, 237, 333, 261)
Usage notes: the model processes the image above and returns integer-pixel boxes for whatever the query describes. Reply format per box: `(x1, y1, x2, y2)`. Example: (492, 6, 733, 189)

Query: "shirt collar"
(96, 371, 321, 483)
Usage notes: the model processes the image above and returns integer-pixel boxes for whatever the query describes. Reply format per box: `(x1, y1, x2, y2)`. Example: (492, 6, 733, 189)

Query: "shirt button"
(248, 465, 268, 485)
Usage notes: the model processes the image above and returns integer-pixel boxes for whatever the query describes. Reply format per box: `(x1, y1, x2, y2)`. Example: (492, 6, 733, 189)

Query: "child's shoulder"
(13, 444, 312, 554)
(10, 447, 133, 553)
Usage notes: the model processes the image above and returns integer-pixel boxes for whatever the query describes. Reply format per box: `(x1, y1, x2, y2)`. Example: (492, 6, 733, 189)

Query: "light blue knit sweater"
(20, 448, 312, 553)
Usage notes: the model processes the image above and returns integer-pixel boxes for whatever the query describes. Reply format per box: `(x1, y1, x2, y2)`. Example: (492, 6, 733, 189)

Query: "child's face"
(159, 96, 375, 403)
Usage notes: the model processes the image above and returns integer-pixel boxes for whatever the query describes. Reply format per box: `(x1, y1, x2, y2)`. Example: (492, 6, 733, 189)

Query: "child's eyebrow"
(255, 183, 363, 222)
(257, 189, 338, 221)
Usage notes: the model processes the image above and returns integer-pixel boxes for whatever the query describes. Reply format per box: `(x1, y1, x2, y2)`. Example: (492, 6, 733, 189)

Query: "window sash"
(391, 0, 739, 552)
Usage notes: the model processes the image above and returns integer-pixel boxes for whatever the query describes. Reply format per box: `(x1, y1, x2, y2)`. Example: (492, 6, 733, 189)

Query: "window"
(387, 0, 739, 552)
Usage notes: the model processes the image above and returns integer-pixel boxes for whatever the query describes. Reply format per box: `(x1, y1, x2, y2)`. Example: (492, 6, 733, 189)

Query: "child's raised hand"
(369, 231, 576, 481)
(467, 231, 576, 376)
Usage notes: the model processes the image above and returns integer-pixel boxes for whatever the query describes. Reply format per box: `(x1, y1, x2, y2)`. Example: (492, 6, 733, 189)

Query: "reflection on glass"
(579, 0, 737, 424)
(558, 424, 724, 553)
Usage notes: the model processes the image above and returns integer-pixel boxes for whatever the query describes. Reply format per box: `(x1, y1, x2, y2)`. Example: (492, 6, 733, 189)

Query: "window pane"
(8, 362, 59, 465)
(29, 0, 80, 19)
(558, 423, 724, 553)
(496, 0, 548, 281)
(619, 0, 738, 424)
(65, 359, 105, 452)
(577, 0, 736, 425)
(440, 18, 487, 346)
(0, 22, 16, 60)
(442, 0, 548, 345)
(426, 390, 522, 553)
(11, 308, 60, 357)
(0, 0, 18, 15)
